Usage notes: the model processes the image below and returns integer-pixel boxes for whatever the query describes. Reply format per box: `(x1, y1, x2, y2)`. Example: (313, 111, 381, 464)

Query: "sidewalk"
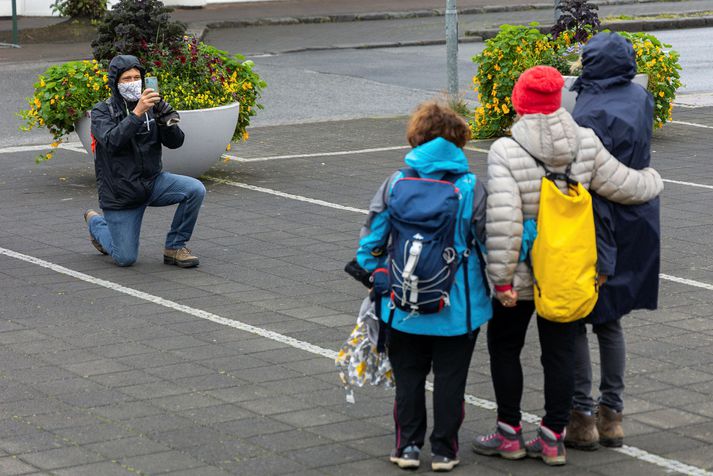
(2, 0, 713, 64)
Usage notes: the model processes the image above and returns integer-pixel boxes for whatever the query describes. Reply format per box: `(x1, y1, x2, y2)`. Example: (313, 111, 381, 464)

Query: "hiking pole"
(445, 0, 458, 99)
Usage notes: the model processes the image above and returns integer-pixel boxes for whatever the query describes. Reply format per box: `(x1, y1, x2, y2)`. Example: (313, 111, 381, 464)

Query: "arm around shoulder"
(589, 133, 663, 205)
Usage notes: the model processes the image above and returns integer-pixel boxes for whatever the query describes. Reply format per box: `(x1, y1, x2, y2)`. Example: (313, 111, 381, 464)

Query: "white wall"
(3, 0, 269, 17)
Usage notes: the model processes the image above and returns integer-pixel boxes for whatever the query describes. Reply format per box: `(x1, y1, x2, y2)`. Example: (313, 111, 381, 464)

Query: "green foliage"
(471, 25, 683, 138)
(91, 0, 186, 62)
(144, 38, 266, 141)
(51, 0, 107, 20)
(17, 60, 110, 162)
(471, 24, 562, 139)
(620, 31, 683, 128)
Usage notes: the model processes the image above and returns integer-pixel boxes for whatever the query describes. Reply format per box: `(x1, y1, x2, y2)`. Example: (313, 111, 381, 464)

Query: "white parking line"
(224, 145, 411, 162)
(663, 179, 713, 191)
(0, 245, 711, 476)
(205, 176, 713, 294)
(671, 120, 713, 129)
(0, 141, 85, 154)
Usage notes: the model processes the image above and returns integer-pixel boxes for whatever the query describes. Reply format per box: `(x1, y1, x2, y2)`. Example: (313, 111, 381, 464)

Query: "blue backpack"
(386, 168, 467, 314)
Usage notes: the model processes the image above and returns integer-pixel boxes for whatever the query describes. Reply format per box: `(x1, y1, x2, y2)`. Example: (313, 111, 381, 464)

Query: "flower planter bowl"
(561, 74, 648, 113)
(75, 101, 240, 178)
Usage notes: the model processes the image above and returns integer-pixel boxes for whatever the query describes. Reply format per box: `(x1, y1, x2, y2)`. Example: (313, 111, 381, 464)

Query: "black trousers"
(388, 328, 478, 459)
(487, 300, 578, 434)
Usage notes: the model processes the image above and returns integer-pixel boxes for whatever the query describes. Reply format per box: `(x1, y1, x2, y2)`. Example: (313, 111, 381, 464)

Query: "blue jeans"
(87, 172, 206, 267)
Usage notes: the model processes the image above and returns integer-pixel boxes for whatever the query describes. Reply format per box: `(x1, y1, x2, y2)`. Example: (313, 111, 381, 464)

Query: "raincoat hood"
(571, 32, 637, 94)
(107, 55, 145, 106)
(404, 137, 469, 178)
(510, 108, 580, 167)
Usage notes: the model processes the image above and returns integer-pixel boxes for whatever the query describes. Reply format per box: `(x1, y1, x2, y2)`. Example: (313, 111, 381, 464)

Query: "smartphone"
(145, 76, 159, 93)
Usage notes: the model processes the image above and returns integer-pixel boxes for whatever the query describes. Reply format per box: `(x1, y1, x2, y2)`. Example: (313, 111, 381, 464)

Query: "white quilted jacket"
(486, 108, 664, 299)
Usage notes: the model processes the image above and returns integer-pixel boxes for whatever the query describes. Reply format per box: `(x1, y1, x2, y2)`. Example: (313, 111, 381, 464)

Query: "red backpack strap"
(90, 132, 97, 155)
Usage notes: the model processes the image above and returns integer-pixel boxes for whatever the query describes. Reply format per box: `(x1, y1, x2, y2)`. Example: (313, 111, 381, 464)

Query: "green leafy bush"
(471, 24, 682, 138)
(91, 0, 186, 62)
(18, 60, 110, 162)
(51, 0, 107, 20)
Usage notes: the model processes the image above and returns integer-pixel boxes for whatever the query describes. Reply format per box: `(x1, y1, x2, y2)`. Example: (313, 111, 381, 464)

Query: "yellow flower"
(659, 91, 665, 97)
(225, 143, 232, 151)
(46, 152, 53, 160)
(50, 99, 55, 105)
(494, 64, 501, 71)
(502, 104, 510, 114)
(39, 78, 46, 87)
(242, 131, 249, 141)
(34, 97, 41, 108)
(51, 141, 60, 148)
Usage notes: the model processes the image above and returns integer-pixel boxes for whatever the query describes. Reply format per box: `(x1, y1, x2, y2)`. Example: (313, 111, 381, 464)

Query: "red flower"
(179, 55, 186, 64)
(154, 60, 162, 67)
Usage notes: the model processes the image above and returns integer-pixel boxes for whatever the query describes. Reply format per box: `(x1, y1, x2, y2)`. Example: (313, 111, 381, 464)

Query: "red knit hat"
(511, 66, 564, 115)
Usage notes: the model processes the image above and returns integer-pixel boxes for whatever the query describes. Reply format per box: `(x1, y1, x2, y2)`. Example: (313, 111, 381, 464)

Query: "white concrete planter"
(75, 101, 240, 178)
(561, 74, 649, 113)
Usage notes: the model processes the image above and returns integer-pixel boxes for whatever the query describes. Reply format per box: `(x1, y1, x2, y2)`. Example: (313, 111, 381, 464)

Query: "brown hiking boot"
(597, 405, 624, 448)
(565, 410, 599, 451)
(164, 247, 199, 268)
(83, 209, 108, 255)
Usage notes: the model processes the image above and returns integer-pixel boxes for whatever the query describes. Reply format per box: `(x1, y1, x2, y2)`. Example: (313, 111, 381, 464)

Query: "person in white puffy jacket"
(471, 66, 664, 466)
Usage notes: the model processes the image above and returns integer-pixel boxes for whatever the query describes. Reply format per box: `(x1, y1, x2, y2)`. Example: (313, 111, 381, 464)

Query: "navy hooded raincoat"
(571, 32, 660, 324)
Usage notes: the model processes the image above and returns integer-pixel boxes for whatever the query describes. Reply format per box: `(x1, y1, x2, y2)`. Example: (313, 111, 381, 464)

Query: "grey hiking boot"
(83, 209, 107, 255)
(565, 409, 599, 451)
(526, 425, 567, 466)
(597, 405, 624, 448)
(389, 444, 420, 469)
(163, 247, 199, 268)
(431, 454, 459, 472)
(472, 421, 526, 460)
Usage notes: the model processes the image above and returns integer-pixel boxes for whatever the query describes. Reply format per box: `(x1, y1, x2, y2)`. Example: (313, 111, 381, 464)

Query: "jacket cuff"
(494, 284, 513, 292)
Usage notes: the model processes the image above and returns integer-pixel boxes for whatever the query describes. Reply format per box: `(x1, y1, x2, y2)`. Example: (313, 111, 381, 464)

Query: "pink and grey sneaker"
(526, 425, 566, 466)
(472, 421, 526, 460)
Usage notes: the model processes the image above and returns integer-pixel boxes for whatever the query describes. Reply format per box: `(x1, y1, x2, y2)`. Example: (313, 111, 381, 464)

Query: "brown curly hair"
(406, 100, 471, 148)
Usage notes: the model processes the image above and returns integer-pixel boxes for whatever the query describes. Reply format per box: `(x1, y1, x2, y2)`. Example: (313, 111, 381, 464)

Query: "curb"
(195, 0, 699, 30)
(465, 15, 713, 39)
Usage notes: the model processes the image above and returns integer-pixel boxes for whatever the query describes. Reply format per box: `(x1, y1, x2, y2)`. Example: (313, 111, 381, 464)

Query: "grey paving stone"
(0, 456, 42, 475)
(83, 436, 173, 459)
(213, 416, 294, 439)
(52, 461, 135, 475)
(118, 450, 206, 474)
(247, 429, 331, 452)
(632, 408, 709, 430)
(18, 446, 105, 470)
(271, 408, 352, 428)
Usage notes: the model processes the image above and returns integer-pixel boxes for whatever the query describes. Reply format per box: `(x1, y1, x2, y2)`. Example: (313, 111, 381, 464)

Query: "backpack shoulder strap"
(441, 171, 468, 184)
(508, 137, 577, 186)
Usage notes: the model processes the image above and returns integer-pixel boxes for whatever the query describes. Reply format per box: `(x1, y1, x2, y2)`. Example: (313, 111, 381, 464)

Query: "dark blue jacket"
(572, 32, 660, 324)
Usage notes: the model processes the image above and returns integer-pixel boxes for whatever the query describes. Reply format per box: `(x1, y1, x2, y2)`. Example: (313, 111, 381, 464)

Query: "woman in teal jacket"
(355, 101, 492, 472)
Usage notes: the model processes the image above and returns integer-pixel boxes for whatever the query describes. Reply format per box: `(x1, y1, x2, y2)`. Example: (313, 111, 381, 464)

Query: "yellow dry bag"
(531, 175, 599, 322)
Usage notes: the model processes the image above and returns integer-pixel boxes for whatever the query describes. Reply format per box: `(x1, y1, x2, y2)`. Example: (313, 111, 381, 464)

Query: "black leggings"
(487, 300, 578, 433)
(388, 328, 478, 458)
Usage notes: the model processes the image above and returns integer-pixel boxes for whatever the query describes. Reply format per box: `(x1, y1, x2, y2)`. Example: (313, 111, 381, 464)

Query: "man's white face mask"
(118, 79, 142, 102)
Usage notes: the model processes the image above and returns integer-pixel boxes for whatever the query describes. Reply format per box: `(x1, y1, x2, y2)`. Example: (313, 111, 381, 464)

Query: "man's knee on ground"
(113, 253, 138, 267)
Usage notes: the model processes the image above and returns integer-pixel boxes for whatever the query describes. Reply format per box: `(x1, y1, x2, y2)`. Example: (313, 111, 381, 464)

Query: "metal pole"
(12, 0, 19, 46)
(554, 0, 562, 22)
(445, 0, 458, 99)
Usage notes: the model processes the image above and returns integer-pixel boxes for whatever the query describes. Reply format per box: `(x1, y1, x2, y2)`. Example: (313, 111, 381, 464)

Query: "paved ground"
(2, 0, 713, 474)
(1, 104, 713, 475)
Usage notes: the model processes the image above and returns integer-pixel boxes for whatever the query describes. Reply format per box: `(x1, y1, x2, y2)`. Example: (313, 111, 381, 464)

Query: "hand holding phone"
(145, 76, 159, 93)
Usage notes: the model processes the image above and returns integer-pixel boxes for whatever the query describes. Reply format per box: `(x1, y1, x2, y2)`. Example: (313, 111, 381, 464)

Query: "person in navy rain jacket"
(565, 32, 661, 450)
